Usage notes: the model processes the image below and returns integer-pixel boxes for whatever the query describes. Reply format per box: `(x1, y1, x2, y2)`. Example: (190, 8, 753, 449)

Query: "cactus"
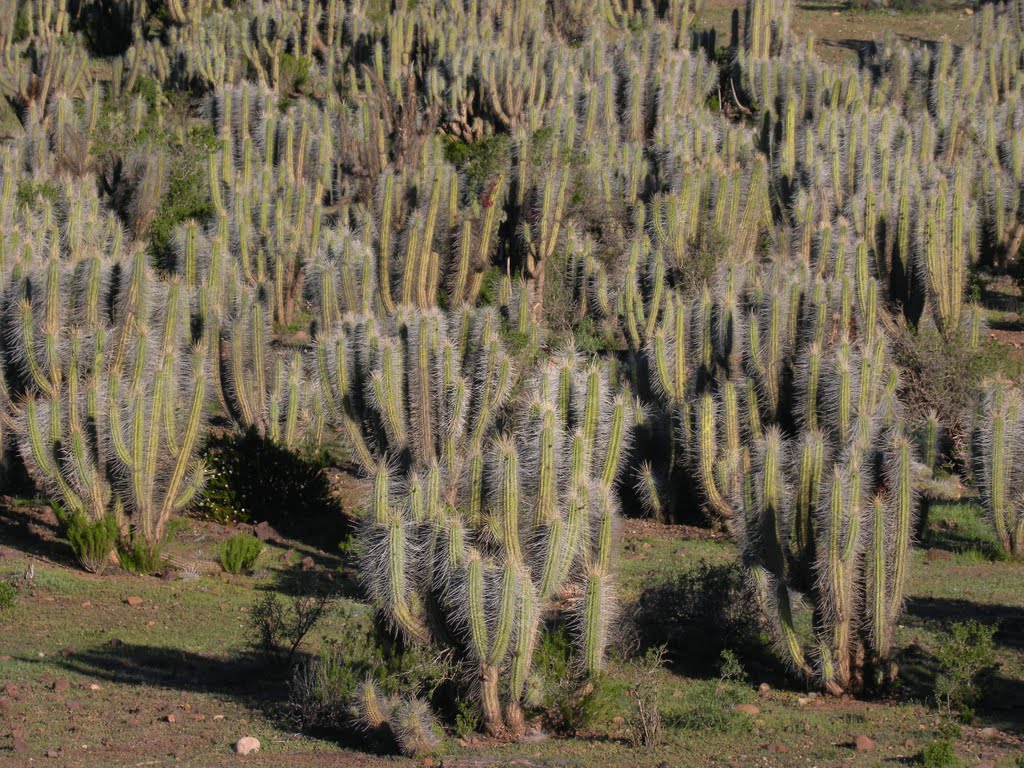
(317, 317, 634, 737)
(974, 381, 1024, 556)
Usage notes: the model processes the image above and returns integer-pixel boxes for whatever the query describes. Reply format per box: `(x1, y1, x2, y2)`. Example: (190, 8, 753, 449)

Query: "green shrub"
(66, 513, 119, 574)
(219, 533, 264, 575)
(934, 620, 998, 715)
(118, 539, 165, 575)
(0, 581, 16, 613)
(919, 738, 958, 768)
(149, 126, 218, 261)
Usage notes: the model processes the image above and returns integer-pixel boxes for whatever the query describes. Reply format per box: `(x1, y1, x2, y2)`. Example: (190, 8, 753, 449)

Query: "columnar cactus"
(316, 311, 634, 737)
(973, 380, 1024, 557)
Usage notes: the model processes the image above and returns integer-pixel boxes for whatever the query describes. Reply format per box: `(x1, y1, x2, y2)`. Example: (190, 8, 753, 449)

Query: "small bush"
(919, 738, 958, 768)
(934, 620, 998, 715)
(194, 433, 343, 544)
(249, 580, 337, 667)
(219, 533, 263, 575)
(119, 539, 165, 574)
(0, 581, 16, 613)
(624, 648, 665, 748)
(66, 512, 119, 574)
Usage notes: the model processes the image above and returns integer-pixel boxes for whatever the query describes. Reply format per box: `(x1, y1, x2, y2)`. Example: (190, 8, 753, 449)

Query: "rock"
(796, 697, 810, 706)
(87, 684, 101, 691)
(904, 739, 914, 748)
(165, 713, 176, 723)
(832, 9, 840, 14)
(657, 763, 672, 768)
(52, 679, 70, 692)
(46, 750, 60, 758)
(60, 646, 75, 658)
(979, 727, 999, 740)
(299, 556, 316, 571)
(80, 601, 91, 608)
(160, 568, 178, 582)
(3, 683, 17, 696)
(12, 737, 29, 752)
(66, 701, 81, 711)
(0, 655, 11, 662)
(758, 683, 771, 694)
(763, 743, 788, 753)
(213, 714, 225, 721)
(253, 521, 279, 542)
(927, 549, 953, 563)
(234, 736, 260, 755)
(108, 638, 122, 648)
(125, 596, 143, 607)
(964, 6, 974, 13)
(734, 704, 761, 716)
(422, 759, 434, 767)
(853, 735, 876, 752)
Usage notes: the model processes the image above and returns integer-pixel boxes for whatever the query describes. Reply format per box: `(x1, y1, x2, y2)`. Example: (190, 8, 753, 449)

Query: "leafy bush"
(0, 581, 16, 613)
(66, 512, 119, 574)
(118, 539, 165, 575)
(218, 533, 263, 575)
(194, 433, 343, 543)
(919, 738, 958, 768)
(934, 620, 999, 715)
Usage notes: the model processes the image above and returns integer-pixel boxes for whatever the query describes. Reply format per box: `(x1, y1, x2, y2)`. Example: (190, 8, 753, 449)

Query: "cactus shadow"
(904, 597, 1024, 654)
(0, 498, 77, 568)
(629, 560, 781, 684)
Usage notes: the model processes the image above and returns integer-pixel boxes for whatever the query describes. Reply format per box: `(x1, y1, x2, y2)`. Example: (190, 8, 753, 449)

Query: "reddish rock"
(66, 701, 82, 712)
(299, 556, 316, 571)
(234, 736, 260, 755)
(0, 656, 11, 662)
(734, 704, 761, 716)
(51, 679, 70, 693)
(46, 749, 60, 758)
(165, 713, 176, 724)
(758, 683, 771, 694)
(253, 521, 279, 542)
(125, 596, 143, 607)
(12, 737, 29, 752)
(3, 683, 17, 696)
(763, 743, 788, 753)
(853, 735, 876, 752)
(60, 647, 75, 659)
(108, 638, 123, 648)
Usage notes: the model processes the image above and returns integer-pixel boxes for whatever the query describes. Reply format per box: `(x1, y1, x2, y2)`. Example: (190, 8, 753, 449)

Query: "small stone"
(46, 749, 60, 758)
(279, 549, 295, 563)
(734, 704, 761, 716)
(108, 638, 122, 648)
(0, 655, 11, 662)
(758, 683, 770, 694)
(146, 621, 156, 627)
(52, 679, 70, 692)
(80, 601, 91, 609)
(12, 737, 29, 752)
(979, 727, 999, 740)
(904, 739, 914, 748)
(87, 684, 100, 691)
(763, 743, 788, 753)
(234, 736, 260, 755)
(160, 568, 178, 582)
(61, 647, 75, 658)
(832, 9, 840, 14)
(165, 714, 176, 723)
(3, 683, 17, 696)
(611, 715, 625, 726)
(66, 701, 82, 711)
(964, 6, 974, 14)
(672, 689, 683, 698)
(927, 549, 953, 563)
(193, 715, 205, 722)
(422, 759, 434, 767)
(213, 714, 225, 721)
(125, 596, 143, 607)
(853, 735, 876, 752)
(797, 697, 810, 706)
(299, 556, 316, 571)
(456, 738, 467, 747)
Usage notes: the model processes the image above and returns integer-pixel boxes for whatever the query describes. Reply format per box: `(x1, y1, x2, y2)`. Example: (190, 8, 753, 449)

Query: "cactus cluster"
(313, 309, 634, 736)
